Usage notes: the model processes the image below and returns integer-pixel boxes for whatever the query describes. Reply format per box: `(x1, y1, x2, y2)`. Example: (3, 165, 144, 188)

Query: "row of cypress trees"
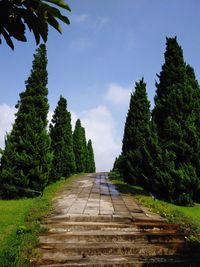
(0, 44, 95, 199)
(50, 97, 96, 184)
(113, 37, 200, 206)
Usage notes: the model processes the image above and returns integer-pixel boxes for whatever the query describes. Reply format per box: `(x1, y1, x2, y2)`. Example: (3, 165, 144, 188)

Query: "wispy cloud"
(104, 83, 131, 107)
(93, 17, 109, 28)
(69, 37, 94, 52)
(71, 14, 109, 28)
(71, 14, 89, 23)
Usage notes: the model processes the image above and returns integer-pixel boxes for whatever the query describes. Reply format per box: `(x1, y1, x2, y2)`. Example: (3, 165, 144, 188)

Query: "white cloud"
(104, 83, 131, 107)
(94, 17, 109, 28)
(70, 111, 78, 130)
(0, 104, 16, 148)
(79, 105, 121, 172)
(69, 37, 94, 51)
(47, 110, 53, 126)
(71, 14, 109, 29)
(99, 17, 109, 25)
(71, 14, 88, 23)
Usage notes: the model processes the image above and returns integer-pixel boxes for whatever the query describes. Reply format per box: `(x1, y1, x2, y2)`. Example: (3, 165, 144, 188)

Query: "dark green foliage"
(112, 155, 123, 174)
(87, 139, 96, 172)
(81, 127, 88, 172)
(141, 122, 176, 202)
(121, 78, 150, 184)
(186, 65, 200, 202)
(50, 96, 76, 182)
(151, 37, 200, 205)
(73, 119, 85, 173)
(0, 0, 71, 50)
(0, 44, 52, 199)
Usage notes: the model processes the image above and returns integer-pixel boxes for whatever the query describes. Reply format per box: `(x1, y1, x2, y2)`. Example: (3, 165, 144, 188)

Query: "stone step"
(48, 226, 178, 235)
(31, 254, 200, 267)
(39, 231, 185, 244)
(48, 214, 133, 223)
(45, 221, 180, 232)
(37, 242, 189, 257)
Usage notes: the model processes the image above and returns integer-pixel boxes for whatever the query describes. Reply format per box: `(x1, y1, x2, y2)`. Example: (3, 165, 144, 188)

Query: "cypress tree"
(81, 126, 88, 172)
(0, 44, 52, 199)
(141, 122, 176, 201)
(87, 139, 96, 172)
(112, 155, 123, 174)
(152, 37, 200, 205)
(50, 96, 76, 182)
(186, 65, 200, 202)
(73, 119, 85, 172)
(121, 78, 150, 184)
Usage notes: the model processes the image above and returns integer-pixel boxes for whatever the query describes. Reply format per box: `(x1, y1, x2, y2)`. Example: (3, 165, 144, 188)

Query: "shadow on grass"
(110, 179, 149, 197)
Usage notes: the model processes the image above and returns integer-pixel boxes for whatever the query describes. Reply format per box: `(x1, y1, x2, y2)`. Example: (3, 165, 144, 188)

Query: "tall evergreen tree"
(73, 119, 85, 172)
(186, 65, 200, 202)
(81, 126, 88, 171)
(87, 139, 96, 172)
(152, 37, 200, 205)
(121, 78, 150, 184)
(112, 155, 123, 174)
(50, 96, 76, 182)
(0, 44, 52, 199)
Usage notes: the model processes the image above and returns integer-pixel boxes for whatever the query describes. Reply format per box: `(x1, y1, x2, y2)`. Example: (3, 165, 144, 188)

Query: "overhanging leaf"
(41, 3, 70, 24)
(47, 13, 62, 33)
(20, 9, 41, 44)
(42, 0, 71, 11)
(1, 28, 14, 50)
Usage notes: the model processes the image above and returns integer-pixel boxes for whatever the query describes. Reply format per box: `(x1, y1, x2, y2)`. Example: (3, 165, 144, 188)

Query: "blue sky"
(0, 0, 200, 171)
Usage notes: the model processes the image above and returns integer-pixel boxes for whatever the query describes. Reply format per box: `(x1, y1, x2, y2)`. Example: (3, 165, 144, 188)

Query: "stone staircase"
(31, 216, 200, 266)
(30, 174, 200, 266)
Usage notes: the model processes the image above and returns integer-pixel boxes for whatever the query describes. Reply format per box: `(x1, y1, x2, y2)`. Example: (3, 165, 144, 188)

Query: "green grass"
(109, 175, 200, 243)
(0, 174, 83, 267)
(0, 199, 34, 250)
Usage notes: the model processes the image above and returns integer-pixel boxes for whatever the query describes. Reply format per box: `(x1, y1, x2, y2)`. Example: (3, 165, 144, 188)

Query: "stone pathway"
(50, 173, 163, 222)
(31, 173, 200, 266)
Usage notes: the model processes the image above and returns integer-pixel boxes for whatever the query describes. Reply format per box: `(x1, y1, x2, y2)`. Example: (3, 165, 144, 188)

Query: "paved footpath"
(31, 173, 200, 266)
(49, 173, 163, 222)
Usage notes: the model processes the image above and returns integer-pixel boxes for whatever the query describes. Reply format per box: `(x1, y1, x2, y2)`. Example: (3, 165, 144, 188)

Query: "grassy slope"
(110, 177, 200, 241)
(0, 174, 83, 267)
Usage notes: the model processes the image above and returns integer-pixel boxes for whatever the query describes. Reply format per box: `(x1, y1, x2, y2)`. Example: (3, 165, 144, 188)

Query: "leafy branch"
(0, 0, 71, 49)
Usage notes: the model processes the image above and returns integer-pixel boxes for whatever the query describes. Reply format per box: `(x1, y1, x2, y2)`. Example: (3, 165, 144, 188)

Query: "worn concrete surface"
(50, 173, 164, 222)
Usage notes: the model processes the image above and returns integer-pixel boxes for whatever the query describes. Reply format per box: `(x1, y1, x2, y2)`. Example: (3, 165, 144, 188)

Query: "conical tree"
(121, 78, 150, 184)
(112, 155, 123, 174)
(0, 44, 52, 199)
(50, 96, 76, 182)
(87, 139, 96, 172)
(186, 65, 200, 202)
(152, 37, 200, 205)
(81, 126, 88, 171)
(73, 119, 85, 172)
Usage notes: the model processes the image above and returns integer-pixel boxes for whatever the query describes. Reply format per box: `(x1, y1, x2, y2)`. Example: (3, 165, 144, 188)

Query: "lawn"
(0, 198, 36, 266)
(0, 174, 82, 267)
(175, 204, 200, 227)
